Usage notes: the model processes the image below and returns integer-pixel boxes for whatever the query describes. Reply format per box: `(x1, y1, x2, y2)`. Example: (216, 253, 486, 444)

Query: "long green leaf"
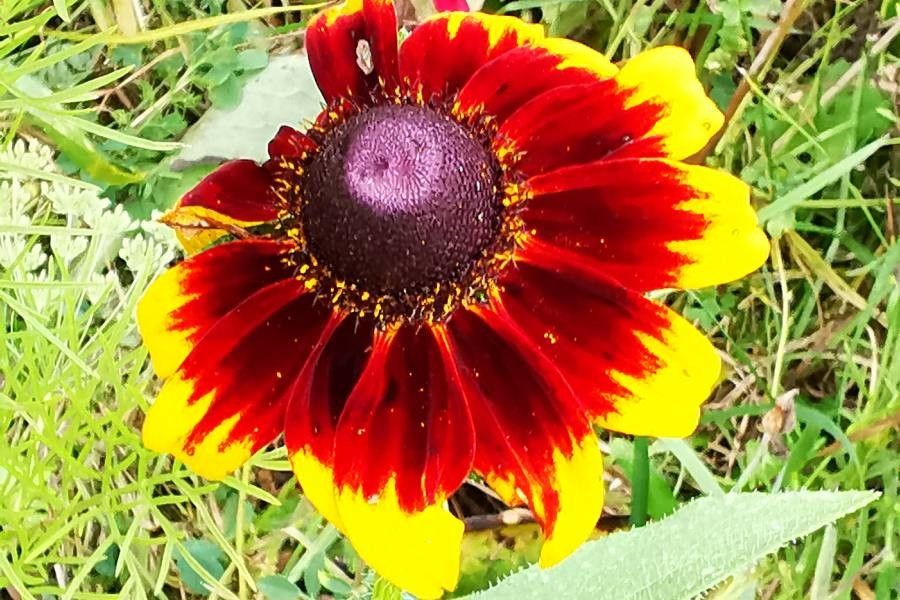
(0, 32, 111, 81)
(52, 0, 71, 23)
(30, 108, 180, 151)
(0, 159, 101, 190)
(0, 12, 54, 38)
(48, 5, 326, 45)
(471, 491, 878, 600)
(3, 66, 133, 106)
(656, 438, 725, 497)
(0, 291, 100, 380)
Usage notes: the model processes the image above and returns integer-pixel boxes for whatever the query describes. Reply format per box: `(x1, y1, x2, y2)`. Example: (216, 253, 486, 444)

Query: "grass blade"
(757, 137, 893, 223)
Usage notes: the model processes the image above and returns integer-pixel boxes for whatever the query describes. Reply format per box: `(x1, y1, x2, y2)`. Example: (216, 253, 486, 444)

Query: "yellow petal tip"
(337, 482, 464, 598)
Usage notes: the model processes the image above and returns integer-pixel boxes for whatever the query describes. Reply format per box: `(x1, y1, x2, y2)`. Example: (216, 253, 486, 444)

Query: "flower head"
(138, 2, 768, 596)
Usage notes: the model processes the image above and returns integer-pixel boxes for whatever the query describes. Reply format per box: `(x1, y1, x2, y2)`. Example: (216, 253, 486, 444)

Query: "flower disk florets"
(276, 102, 523, 327)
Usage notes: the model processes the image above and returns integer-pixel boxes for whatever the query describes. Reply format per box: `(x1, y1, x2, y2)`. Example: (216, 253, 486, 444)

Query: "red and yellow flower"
(138, 1, 768, 596)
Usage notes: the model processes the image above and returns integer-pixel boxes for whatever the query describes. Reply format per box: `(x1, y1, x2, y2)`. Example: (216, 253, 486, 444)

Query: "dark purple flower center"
(302, 104, 501, 296)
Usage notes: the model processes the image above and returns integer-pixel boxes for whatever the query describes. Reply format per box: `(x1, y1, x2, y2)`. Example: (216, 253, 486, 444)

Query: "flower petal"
(163, 160, 281, 253)
(177, 160, 280, 222)
(331, 326, 474, 598)
(523, 158, 769, 291)
(142, 279, 329, 480)
(267, 125, 318, 160)
(285, 316, 373, 531)
(446, 307, 604, 567)
(286, 323, 472, 599)
(497, 46, 722, 176)
(497, 255, 722, 437)
(400, 11, 544, 103)
(612, 46, 723, 159)
(455, 38, 617, 124)
(306, 0, 400, 104)
(336, 485, 463, 599)
(137, 239, 296, 379)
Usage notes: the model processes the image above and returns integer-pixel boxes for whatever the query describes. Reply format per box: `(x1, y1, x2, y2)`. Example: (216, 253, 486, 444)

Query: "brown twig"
(4, 587, 22, 600)
(463, 509, 630, 533)
(821, 18, 900, 106)
(817, 413, 900, 458)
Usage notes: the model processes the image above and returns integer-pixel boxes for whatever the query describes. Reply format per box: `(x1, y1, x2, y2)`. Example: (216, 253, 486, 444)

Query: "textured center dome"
(303, 104, 501, 295)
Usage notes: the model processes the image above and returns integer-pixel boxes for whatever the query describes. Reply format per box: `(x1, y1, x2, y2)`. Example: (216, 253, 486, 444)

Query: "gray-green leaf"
(238, 49, 270, 71)
(173, 53, 323, 169)
(258, 574, 304, 600)
(175, 539, 226, 596)
(469, 491, 878, 600)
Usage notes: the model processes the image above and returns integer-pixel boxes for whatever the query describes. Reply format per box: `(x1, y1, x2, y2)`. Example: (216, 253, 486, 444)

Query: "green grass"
(1, 0, 897, 598)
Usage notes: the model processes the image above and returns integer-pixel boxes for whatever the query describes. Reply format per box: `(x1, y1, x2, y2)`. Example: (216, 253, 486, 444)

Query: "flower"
(137, 1, 769, 597)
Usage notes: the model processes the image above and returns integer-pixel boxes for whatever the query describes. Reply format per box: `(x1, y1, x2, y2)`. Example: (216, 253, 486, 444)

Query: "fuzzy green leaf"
(175, 539, 226, 596)
(257, 574, 303, 600)
(173, 53, 323, 168)
(470, 491, 878, 600)
(238, 49, 270, 71)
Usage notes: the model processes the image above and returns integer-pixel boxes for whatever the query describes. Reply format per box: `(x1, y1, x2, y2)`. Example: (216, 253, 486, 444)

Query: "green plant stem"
(236, 465, 249, 600)
(630, 437, 650, 527)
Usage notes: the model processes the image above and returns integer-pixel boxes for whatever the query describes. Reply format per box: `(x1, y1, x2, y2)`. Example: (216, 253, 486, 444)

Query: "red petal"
(399, 12, 543, 103)
(455, 39, 616, 124)
(306, 0, 400, 104)
(163, 159, 281, 253)
(496, 47, 723, 176)
(284, 315, 374, 529)
(137, 239, 296, 378)
(495, 81, 646, 176)
(267, 125, 318, 160)
(285, 316, 373, 476)
(178, 159, 280, 223)
(445, 307, 604, 567)
(286, 321, 468, 598)
(522, 158, 768, 291)
(506, 250, 721, 438)
(609, 46, 723, 159)
(333, 325, 474, 511)
(142, 278, 327, 480)
(333, 325, 473, 596)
